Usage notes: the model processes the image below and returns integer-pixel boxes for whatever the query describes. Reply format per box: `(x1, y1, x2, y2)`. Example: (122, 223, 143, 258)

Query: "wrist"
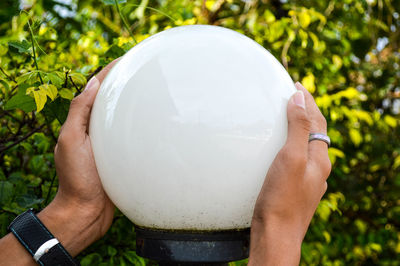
(37, 198, 104, 257)
(249, 214, 303, 265)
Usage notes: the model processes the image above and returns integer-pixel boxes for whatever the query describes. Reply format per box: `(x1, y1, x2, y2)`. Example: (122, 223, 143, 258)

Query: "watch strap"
(8, 209, 79, 266)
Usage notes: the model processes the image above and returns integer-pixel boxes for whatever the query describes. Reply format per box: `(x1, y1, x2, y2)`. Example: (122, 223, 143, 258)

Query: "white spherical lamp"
(89, 25, 295, 263)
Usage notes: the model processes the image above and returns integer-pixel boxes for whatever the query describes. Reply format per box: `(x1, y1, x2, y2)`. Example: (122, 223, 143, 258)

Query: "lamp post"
(89, 25, 295, 264)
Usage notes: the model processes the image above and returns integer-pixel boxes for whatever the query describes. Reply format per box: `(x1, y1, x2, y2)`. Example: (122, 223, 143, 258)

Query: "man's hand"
(0, 59, 119, 265)
(38, 59, 120, 256)
(248, 82, 331, 265)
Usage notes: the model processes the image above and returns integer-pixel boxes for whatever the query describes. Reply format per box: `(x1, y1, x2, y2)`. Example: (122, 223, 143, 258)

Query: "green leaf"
(59, 88, 74, 100)
(107, 246, 117, 257)
(81, 253, 102, 266)
(33, 133, 50, 153)
(42, 97, 70, 124)
(69, 72, 87, 86)
(105, 44, 125, 58)
(4, 84, 36, 112)
(101, 0, 126, 5)
(123, 251, 146, 265)
(16, 194, 43, 208)
(8, 40, 31, 53)
(0, 181, 13, 206)
(0, 79, 10, 90)
(0, 168, 5, 181)
(46, 72, 64, 87)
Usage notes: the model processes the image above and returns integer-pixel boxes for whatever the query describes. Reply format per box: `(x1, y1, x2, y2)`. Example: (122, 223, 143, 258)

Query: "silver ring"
(309, 133, 330, 147)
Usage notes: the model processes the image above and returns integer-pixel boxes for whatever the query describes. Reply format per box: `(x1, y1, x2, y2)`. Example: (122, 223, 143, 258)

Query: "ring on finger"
(309, 133, 330, 147)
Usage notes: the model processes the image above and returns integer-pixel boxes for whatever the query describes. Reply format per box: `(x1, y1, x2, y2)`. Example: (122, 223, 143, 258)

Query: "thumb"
(64, 76, 100, 133)
(285, 90, 311, 153)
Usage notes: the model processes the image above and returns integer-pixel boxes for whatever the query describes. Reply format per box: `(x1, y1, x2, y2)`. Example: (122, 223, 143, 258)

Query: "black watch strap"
(8, 209, 79, 266)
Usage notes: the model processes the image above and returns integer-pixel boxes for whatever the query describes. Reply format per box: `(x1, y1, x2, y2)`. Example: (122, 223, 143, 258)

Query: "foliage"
(1, 0, 399, 265)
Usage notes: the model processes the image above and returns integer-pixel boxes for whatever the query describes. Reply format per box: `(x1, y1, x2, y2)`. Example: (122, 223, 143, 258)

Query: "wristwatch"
(8, 209, 80, 266)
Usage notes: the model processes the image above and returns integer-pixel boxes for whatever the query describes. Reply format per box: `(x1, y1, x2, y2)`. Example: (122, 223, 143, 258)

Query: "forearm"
(0, 199, 101, 265)
(248, 217, 304, 266)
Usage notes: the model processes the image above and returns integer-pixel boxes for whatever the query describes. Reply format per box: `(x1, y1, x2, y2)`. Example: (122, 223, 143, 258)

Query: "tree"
(1, 0, 399, 264)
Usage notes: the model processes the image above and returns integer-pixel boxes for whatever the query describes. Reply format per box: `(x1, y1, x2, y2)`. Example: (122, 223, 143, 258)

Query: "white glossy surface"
(89, 25, 295, 230)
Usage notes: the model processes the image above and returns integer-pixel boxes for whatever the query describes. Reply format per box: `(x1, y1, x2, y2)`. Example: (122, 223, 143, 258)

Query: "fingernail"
(295, 81, 304, 90)
(84, 76, 99, 92)
(293, 90, 305, 109)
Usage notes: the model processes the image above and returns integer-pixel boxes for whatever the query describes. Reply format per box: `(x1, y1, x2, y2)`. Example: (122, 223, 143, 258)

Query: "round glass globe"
(89, 25, 295, 231)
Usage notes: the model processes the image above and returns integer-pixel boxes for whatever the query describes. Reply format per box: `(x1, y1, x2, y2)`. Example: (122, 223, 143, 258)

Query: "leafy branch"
(0, 124, 45, 155)
(22, 11, 44, 85)
(114, 0, 137, 44)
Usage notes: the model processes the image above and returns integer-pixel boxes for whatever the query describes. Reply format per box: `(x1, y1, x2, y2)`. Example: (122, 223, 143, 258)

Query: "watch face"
(90, 25, 295, 230)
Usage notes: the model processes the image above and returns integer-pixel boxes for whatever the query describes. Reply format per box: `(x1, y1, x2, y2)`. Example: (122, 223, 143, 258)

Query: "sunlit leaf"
(59, 88, 74, 100)
(39, 84, 58, 101)
(384, 115, 397, 128)
(349, 128, 362, 146)
(299, 11, 311, 28)
(301, 72, 316, 93)
(69, 72, 87, 86)
(26, 86, 47, 112)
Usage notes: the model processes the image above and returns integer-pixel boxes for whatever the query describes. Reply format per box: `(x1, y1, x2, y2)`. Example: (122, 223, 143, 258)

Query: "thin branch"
(63, 70, 69, 88)
(123, 4, 176, 23)
(115, 0, 137, 44)
(87, 66, 103, 81)
(0, 124, 45, 155)
(0, 66, 13, 81)
(27, 18, 44, 84)
(44, 171, 57, 205)
(69, 76, 81, 93)
(2, 110, 22, 123)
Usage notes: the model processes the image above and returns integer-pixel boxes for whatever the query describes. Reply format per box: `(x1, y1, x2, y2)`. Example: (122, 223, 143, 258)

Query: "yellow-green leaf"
(39, 84, 58, 101)
(332, 55, 343, 69)
(349, 128, 363, 146)
(69, 72, 87, 86)
(384, 115, 397, 128)
(59, 88, 74, 100)
(301, 72, 316, 93)
(322, 231, 331, 243)
(299, 11, 311, 28)
(328, 147, 345, 165)
(263, 10, 275, 23)
(26, 86, 47, 112)
(393, 155, 400, 169)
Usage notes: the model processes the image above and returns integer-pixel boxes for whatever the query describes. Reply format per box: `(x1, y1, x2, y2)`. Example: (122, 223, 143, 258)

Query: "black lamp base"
(135, 227, 250, 264)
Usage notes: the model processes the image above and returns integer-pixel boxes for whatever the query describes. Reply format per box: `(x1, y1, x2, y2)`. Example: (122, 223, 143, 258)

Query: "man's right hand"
(249, 82, 331, 265)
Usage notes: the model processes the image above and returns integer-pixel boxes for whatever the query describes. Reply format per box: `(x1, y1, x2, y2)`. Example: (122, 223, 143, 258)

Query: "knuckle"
(70, 95, 83, 108)
(316, 114, 327, 131)
(57, 132, 68, 147)
(320, 156, 332, 178)
(322, 182, 328, 194)
(280, 147, 307, 170)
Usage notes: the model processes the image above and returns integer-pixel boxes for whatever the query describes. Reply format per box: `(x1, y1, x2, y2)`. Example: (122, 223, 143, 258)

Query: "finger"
(295, 82, 327, 134)
(63, 76, 100, 134)
(62, 58, 121, 135)
(95, 57, 121, 83)
(285, 89, 311, 155)
(295, 82, 331, 178)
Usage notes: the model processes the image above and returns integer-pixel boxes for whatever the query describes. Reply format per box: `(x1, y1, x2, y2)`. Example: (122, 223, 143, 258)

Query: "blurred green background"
(0, 0, 399, 265)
